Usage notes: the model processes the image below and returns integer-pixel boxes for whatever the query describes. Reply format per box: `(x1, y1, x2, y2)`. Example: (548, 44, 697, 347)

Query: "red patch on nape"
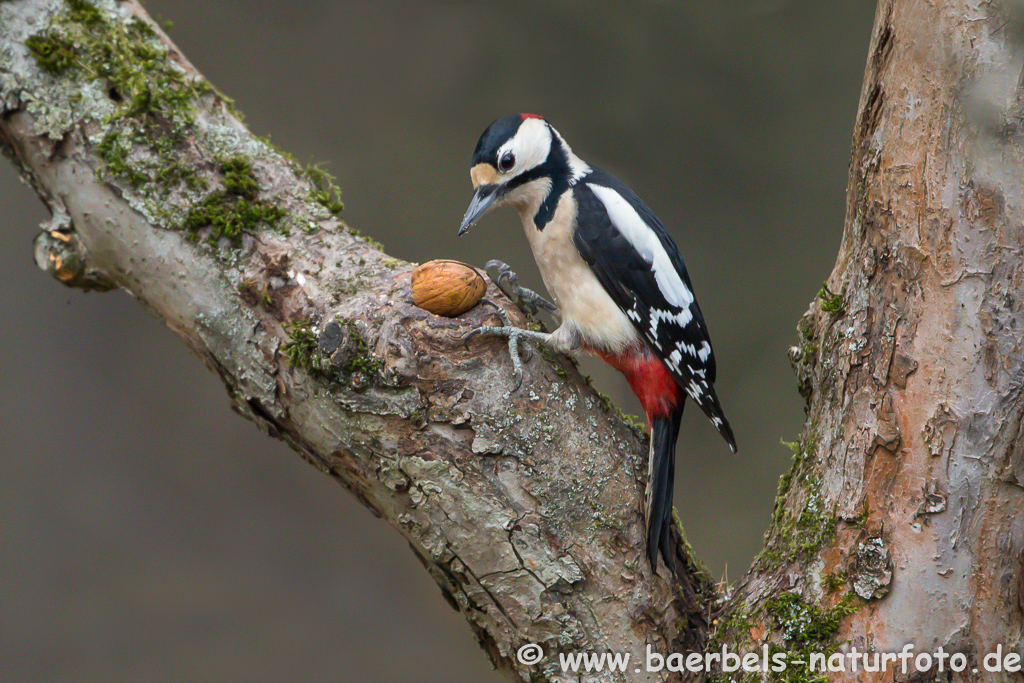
(592, 347, 682, 422)
(520, 113, 544, 121)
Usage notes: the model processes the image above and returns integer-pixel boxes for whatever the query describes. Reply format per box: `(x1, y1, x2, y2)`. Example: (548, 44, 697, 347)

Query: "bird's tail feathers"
(645, 405, 684, 574)
(694, 384, 737, 453)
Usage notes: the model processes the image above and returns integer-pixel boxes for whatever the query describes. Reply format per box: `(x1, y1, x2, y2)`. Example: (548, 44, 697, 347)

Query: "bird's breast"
(519, 189, 637, 353)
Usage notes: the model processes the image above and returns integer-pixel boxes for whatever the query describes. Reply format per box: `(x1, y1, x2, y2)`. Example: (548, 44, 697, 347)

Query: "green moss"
(530, 327, 576, 382)
(760, 492, 836, 569)
(774, 434, 814, 509)
(66, 0, 103, 25)
(154, 159, 206, 192)
(26, 1, 220, 196)
(25, 0, 103, 74)
(798, 315, 815, 342)
(348, 227, 385, 251)
(758, 433, 837, 568)
(766, 593, 855, 643)
(822, 570, 847, 593)
(670, 509, 715, 587)
(96, 132, 147, 187)
(335, 281, 359, 297)
(305, 165, 344, 216)
(282, 318, 383, 387)
(593, 389, 645, 433)
(337, 320, 383, 378)
(762, 593, 860, 683)
(617, 406, 647, 435)
(537, 343, 570, 379)
(25, 31, 77, 75)
(851, 499, 870, 529)
(28, 4, 211, 119)
(708, 593, 861, 683)
(97, 126, 204, 192)
(181, 156, 285, 245)
(712, 601, 753, 646)
(818, 282, 845, 316)
(221, 156, 259, 196)
(283, 320, 322, 374)
(576, 371, 648, 437)
(707, 601, 758, 683)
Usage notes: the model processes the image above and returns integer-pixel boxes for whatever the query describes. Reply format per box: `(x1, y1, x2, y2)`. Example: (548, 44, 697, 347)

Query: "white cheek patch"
(497, 118, 552, 177)
(587, 184, 695, 310)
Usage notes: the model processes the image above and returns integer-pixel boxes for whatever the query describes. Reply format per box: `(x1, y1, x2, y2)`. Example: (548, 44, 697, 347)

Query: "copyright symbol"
(517, 643, 544, 665)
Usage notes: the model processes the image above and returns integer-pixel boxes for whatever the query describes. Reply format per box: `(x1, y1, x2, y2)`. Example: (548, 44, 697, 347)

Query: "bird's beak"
(458, 184, 500, 236)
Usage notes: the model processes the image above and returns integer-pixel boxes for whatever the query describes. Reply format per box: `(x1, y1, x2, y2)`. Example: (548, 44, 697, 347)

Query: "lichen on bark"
(1, 2, 716, 680)
(8, 0, 1024, 680)
(719, 1, 1024, 679)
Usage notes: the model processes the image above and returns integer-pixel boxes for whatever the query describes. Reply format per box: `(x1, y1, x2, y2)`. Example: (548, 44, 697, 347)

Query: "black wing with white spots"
(571, 168, 736, 452)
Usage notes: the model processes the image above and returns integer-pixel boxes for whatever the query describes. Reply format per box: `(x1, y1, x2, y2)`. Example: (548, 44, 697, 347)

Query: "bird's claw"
(462, 327, 483, 351)
(463, 298, 512, 350)
(485, 259, 557, 316)
(463, 298, 547, 392)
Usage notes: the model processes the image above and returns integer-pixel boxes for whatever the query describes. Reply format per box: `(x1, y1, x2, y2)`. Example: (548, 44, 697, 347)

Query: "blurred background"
(1, 1, 875, 680)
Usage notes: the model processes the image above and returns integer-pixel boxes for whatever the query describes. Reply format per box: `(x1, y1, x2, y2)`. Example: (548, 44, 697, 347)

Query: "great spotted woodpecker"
(458, 113, 737, 573)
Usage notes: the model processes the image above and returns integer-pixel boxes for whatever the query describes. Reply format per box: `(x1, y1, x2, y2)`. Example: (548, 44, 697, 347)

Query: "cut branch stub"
(33, 225, 115, 291)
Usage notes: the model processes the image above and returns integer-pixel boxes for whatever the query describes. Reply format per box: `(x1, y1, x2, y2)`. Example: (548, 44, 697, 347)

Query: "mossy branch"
(0, 2, 719, 680)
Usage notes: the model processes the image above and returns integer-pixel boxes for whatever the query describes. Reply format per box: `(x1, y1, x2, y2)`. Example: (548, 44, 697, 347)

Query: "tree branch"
(0, 1, 715, 680)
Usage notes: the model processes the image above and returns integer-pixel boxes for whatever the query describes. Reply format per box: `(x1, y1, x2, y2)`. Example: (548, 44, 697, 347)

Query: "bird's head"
(458, 113, 567, 236)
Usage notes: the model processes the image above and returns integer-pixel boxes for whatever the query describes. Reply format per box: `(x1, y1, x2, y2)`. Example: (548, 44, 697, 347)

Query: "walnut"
(410, 259, 486, 317)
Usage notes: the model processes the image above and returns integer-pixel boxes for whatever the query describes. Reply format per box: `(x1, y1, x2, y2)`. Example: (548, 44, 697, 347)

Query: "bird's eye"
(498, 152, 515, 173)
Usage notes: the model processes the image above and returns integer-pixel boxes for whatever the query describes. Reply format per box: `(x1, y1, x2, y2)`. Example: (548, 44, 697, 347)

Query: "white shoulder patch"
(549, 127, 591, 183)
(587, 184, 694, 309)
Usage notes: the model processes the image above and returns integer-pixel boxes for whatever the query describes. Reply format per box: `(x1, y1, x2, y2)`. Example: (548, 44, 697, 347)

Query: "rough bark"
(8, 0, 1024, 681)
(724, 1, 1024, 681)
(0, 1, 714, 681)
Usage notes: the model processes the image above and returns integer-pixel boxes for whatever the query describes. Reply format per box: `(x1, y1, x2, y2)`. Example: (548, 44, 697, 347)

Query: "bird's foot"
(485, 259, 557, 317)
(465, 299, 551, 391)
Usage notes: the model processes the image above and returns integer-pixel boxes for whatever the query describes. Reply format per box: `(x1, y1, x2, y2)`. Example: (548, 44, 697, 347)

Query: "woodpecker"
(457, 114, 737, 573)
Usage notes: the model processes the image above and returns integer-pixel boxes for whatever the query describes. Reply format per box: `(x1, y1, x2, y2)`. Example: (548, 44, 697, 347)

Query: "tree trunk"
(4, 0, 1024, 681)
(725, 1, 1024, 680)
